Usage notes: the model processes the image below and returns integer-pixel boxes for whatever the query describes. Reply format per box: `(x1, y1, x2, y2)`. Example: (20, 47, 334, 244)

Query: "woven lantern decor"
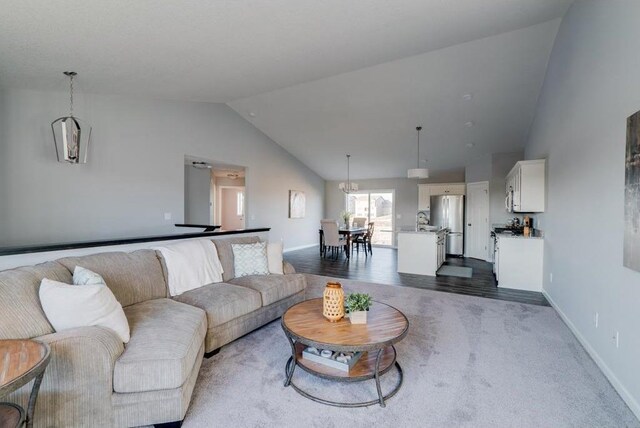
(323, 281, 345, 322)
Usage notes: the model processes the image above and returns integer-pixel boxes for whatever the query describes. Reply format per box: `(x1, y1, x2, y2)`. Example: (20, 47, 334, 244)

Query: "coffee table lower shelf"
(284, 343, 403, 407)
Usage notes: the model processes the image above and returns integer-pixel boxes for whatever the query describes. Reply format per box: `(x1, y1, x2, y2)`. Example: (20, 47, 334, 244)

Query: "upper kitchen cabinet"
(506, 159, 546, 213)
(418, 183, 466, 210)
(418, 184, 431, 210)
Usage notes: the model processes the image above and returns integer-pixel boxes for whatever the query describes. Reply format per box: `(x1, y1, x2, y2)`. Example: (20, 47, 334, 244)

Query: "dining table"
(318, 226, 367, 259)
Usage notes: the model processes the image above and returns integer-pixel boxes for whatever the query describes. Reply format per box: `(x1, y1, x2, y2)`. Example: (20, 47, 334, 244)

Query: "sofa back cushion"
(0, 261, 70, 339)
(57, 250, 167, 307)
(212, 236, 261, 281)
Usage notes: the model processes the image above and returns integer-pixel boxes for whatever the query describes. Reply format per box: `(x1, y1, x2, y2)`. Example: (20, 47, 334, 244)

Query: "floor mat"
(437, 265, 473, 278)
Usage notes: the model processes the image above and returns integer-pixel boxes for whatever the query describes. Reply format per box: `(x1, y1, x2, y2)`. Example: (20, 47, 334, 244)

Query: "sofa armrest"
(283, 261, 296, 275)
(7, 326, 124, 428)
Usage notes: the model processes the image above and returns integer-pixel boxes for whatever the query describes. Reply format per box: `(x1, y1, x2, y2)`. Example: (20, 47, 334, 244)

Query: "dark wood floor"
(285, 246, 549, 306)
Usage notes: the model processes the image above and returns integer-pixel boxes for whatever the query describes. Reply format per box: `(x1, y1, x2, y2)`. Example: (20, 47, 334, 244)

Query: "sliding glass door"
(346, 190, 394, 246)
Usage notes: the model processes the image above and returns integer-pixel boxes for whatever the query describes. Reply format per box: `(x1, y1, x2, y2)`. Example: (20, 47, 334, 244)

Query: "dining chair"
(352, 221, 375, 256)
(352, 217, 367, 228)
(365, 222, 375, 254)
(320, 220, 347, 260)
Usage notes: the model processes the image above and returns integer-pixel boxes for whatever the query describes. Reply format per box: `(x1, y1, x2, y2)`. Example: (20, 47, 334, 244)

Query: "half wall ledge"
(0, 228, 271, 257)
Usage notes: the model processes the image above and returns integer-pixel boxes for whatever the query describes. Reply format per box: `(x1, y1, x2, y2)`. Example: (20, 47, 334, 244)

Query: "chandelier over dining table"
(338, 154, 359, 194)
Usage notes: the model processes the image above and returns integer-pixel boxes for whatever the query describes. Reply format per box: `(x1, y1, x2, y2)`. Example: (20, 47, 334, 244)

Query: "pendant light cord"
(416, 126, 422, 168)
(69, 74, 74, 116)
(347, 154, 351, 190)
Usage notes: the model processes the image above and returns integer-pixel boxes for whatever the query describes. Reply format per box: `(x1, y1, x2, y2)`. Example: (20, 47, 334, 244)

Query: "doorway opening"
(218, 186, 245, 230)
(184, 156, 246, 230)
(345, 190, 395, 246)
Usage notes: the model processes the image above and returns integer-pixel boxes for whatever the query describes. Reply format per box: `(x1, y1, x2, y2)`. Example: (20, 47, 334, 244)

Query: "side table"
(0, 340, 51, 428)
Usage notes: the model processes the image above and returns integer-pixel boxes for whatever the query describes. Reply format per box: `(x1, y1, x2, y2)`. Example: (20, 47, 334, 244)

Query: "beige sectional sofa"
(0, 236, 306, 427)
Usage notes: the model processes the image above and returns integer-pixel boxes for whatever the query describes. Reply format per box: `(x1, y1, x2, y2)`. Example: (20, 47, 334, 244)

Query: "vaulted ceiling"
(0, 0, 573, 179)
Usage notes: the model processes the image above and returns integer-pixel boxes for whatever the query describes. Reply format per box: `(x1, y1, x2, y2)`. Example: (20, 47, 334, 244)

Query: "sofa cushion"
(0, 261, 70, 339)
(229, 273, 306, 306)
(232, 242, 269, 278)
(267, 241, 284, 274)
(212, 236, 261, 281)
(113, 299, 206, 393)
(57, 250, 167, 307)
(173, 282, 261, 327)
(40, 277, 131, 343)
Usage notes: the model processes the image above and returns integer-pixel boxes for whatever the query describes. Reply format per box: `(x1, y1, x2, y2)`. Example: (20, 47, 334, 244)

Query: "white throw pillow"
(39, 276, 130, 343)
(155, 239, 224, 296)
(73, 265, 106, 285)
(232, 242, 270, 277)
(267, 241, 284, 275)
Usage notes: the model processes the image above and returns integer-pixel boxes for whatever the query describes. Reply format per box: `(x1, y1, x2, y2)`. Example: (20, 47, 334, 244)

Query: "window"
(345, 190, 394, 246)
(237, 192, 244, 216)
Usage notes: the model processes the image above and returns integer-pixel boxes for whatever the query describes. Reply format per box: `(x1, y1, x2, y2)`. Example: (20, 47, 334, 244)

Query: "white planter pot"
(349, 311, 367, 324)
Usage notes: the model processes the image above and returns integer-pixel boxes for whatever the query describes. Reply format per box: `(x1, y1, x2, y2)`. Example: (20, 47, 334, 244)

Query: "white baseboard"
(283, 243, 318, 253)
(543, 290, 640, 420)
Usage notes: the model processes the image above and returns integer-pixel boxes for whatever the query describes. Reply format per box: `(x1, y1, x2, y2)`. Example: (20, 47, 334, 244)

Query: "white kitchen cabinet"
(418, 183, 465, 211)
(495, 235, 543, 291)
(397, 230, 446, 276)
(506, 160, 545, 212)
(429, 183, 466, 196)
(418, 184, 430, 210)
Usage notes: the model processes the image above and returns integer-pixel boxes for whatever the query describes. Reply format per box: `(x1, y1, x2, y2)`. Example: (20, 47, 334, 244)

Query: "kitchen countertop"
(495, 231, 544, 240)
(396, 227, 445, 235)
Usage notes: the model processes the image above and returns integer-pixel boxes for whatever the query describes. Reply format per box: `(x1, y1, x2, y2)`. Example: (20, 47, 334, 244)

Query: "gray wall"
(0, 88, 324, 250)
(465, 154, 492, 183)
(465, 151, 523, 227)
(184, 165, 211, 224)
(524, 1, 640, 415)
(325, 170, 465, 246)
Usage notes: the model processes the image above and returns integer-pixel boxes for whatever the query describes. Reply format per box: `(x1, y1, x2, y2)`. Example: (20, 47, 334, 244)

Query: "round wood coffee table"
(0, 340, 51, 428)
(281, 298, 408, 407)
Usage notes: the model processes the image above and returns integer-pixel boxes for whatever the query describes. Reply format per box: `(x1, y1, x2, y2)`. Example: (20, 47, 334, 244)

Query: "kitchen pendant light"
(407, 126, 429, 179)
(51, 71, 92, 164)
(338, 154, 359, 194)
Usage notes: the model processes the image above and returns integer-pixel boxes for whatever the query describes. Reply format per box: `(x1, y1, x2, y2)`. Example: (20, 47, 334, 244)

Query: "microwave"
(505, 187, 514, 213)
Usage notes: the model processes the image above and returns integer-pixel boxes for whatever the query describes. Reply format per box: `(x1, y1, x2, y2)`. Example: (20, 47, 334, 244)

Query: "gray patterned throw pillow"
(231, 242, 270, 277)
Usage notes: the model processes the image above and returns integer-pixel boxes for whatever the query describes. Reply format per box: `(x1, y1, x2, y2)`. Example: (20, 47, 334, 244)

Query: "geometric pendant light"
(51, 71, 92, 164)
(407, 126, 429, 179)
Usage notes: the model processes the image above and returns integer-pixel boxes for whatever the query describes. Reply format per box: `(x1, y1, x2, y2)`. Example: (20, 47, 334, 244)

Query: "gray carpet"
(437, 265, 473, 278)
(183, 275, 639, 427)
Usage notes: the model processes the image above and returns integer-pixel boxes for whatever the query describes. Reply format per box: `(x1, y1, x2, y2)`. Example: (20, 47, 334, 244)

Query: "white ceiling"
(0, 0, 571, 179)
(229, 18, 563, 180)
(1, 0, 570, 103)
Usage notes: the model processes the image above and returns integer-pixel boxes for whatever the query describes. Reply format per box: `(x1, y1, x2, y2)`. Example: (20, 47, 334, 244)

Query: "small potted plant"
(345, 293, 372, 324)
(340, 211, 352, 228)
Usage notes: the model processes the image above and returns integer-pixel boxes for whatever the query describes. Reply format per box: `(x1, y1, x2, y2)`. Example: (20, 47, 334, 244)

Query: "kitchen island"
(397, 228, 447, 276)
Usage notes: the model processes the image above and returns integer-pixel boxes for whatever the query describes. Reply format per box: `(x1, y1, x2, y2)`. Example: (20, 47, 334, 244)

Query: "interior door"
(465, 182, 490, 260)
(220, 187, 245, 230)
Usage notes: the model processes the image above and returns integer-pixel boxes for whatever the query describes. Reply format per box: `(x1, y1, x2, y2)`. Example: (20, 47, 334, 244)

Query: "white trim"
(543, 289, 640, 420)
(283, 243, 318, 253)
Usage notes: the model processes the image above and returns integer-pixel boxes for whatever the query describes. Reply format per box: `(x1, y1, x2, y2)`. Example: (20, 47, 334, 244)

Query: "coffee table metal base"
(283, 348, 403, 408)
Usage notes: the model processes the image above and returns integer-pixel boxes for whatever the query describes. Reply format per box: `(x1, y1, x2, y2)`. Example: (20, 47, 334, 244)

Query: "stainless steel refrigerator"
(430, 195, 465, 256)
